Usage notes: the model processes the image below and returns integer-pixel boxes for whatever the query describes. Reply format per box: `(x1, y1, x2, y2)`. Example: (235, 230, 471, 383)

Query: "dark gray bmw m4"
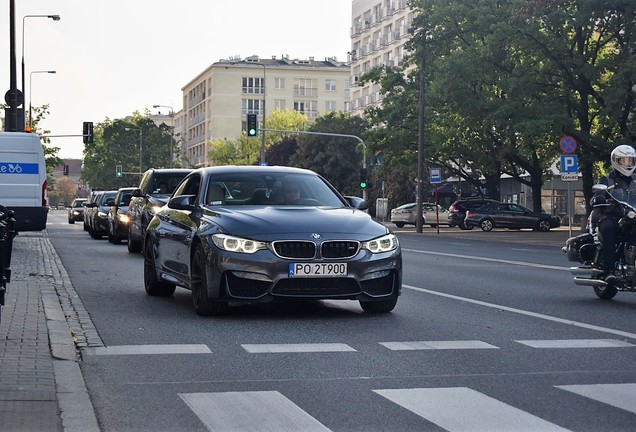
(144, 165, 402, 316)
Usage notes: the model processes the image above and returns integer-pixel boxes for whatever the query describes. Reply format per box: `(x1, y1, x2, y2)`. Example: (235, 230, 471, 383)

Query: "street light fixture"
(21, 14, 61, 124)
(153, 104, 174, 167)
(28, 70, 55, 129)
(125, 127, 143, 174)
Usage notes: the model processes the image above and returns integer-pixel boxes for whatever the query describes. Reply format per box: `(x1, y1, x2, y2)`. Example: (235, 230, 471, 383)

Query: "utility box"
(376, 198, 389, 218)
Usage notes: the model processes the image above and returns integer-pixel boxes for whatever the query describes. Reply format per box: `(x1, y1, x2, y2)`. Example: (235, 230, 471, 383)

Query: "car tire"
(395, 222, 405, 228)
(359, 294, 398, 313)
(535, 220, 551, 232)
(68, 218, 74, 224)
(480, 219, 494, 231)
(83, 222, 88, 231)
(113, 233, 122, 245)
(143, 241, 176, 297)
(191, 245, 227, 316)
(127, 225, 143, 253)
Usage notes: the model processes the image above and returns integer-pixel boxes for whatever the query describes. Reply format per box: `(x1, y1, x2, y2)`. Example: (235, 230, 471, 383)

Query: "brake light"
(449, 205, 457, 212)
(466, 211, 475, 218)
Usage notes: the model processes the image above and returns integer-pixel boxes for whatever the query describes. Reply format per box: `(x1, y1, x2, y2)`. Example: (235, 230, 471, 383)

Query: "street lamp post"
(29, 70, 55, 128)
(22, 14, 60, 126)
(153, 104, 174, 167)
(125, 127, 143, 174)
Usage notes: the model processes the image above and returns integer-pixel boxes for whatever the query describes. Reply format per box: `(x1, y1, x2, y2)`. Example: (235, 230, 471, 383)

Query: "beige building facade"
(179, 55, 350, 167)
(350, 0, 414, 117)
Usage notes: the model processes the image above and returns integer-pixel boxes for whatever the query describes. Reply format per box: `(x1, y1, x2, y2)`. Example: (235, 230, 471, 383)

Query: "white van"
(0, 132, 48, 231)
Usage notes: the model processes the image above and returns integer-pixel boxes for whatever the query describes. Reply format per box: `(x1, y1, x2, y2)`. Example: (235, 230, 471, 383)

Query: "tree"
(290, 112, 369, 196)
(53, 176, 77, 205)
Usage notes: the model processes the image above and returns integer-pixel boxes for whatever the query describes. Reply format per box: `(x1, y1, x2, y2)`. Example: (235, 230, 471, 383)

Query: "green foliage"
(82, 112, 173, 189)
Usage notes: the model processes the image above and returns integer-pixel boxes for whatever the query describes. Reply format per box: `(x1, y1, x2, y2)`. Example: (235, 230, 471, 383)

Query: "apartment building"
(350, 0, 415, 117)
(179, 55, 350, 167)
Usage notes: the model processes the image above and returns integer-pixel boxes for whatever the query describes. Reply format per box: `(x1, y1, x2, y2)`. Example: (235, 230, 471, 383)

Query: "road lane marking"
(380, 340, 498, 350)
(242, 343, 356, 353)
(84, 344, 211, 355)
(517, 339, 635, 348)
(375, 387, 570, 432)
(402, 248, 570, 271)
(557, 383, 636, 414)
(404, 285, 636, 341)
(180, 391, 331, 431)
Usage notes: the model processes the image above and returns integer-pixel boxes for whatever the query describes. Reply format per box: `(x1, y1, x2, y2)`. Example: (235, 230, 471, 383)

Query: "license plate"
(289, 263, 348, 277)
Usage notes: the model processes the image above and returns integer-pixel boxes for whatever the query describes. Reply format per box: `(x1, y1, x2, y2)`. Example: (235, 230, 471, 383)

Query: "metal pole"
(139, 130, 143, 174)
(29, 70, 55, 128)
(259, 63, 266, 164)
(416, 53, 426, 234)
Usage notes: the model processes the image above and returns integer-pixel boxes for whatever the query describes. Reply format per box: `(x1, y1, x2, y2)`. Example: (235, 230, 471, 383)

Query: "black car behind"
(465, 202, 561, 232)
(447, 198, 499, 229)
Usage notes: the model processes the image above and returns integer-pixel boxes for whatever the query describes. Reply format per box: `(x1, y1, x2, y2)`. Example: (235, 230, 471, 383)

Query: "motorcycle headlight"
(212, 234, 267, 254)
(361, 234, 399, 253)
(118, 214, 130, 224)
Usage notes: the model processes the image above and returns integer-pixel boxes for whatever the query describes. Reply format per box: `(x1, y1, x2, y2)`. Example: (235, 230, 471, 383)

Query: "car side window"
(174, 174, 201, 199)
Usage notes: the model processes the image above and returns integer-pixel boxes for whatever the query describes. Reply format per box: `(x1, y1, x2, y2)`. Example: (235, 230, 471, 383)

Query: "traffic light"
(116, 165, 123, 177)
(246, 114, 258, 136)
(359, 167, 368, 189)
(83, 121, 94, 144)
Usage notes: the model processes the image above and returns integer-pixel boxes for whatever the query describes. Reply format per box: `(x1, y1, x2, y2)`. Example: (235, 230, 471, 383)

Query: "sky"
(1, 0, 353, 159)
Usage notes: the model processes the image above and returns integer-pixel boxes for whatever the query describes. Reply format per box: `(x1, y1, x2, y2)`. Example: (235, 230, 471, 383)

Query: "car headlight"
(150, 205, 163, 215)
(212, 234, 268, 254)
(118, 214, 130, 224)
(98, 211, 108, 218)
(361, 234, 399, 253)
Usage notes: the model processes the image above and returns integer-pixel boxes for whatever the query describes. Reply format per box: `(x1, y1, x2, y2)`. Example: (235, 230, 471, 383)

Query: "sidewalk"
(0, 231, 99, 432)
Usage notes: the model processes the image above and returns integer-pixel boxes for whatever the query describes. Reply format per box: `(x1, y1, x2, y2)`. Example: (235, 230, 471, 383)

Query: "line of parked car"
(390, 198, 561, 232)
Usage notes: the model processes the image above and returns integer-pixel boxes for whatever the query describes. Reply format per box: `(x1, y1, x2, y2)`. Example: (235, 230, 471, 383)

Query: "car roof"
(191, 165, 317, 176)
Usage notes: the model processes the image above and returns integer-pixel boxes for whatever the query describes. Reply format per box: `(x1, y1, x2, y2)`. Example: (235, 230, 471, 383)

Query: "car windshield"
(205, 172, 346, 207)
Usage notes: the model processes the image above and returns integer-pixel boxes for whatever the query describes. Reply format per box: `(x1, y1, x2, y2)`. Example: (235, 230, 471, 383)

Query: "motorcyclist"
(591, 145, 636, 281)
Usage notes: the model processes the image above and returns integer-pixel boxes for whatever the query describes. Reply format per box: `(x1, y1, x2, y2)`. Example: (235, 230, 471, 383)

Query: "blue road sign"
(560, 154, 578, 173)
(430, 168, 442, 184)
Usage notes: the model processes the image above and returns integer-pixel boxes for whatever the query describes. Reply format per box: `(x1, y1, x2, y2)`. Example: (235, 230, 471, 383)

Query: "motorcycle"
(563, 183, 636, 299)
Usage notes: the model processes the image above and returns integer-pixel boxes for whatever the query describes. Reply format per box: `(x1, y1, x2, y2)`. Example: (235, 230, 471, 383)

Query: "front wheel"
(394, 222, 405, 228)
(191, 245, 227, 316)
(143, 240, 176, 297)
(128, 224, 143, 253)
(535, 220, 552, 232)
(593, 285, 618, 300)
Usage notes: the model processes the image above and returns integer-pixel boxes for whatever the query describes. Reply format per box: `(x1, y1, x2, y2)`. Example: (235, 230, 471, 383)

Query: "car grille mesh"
(273, 241, 316, 259)
(272, 278, 361, 297)
(321, 241, 359, 259)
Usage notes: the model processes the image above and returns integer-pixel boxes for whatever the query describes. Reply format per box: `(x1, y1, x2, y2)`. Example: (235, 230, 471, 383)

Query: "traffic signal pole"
(261, 128, 367, 201)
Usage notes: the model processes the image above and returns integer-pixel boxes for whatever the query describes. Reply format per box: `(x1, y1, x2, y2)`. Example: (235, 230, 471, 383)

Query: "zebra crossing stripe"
(517, 339, 635, 349)
(379, 340, 498, 350)
(179, 391, 331, 431)
(83, 344, 211, 355)
(557, 383, 636, 414)
(241, 343, 356, 353)
(374, 387, 570, 432)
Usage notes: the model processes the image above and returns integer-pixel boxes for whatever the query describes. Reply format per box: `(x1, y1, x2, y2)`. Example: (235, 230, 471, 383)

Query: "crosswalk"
(82, 339, 636, 430)
(177, 384, 636, 432)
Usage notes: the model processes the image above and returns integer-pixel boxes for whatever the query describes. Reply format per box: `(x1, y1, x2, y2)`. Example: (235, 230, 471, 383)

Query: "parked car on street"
(144, 165, 402, 316)
(127, 168, 193, 253)
(447, 198, 499, 229)
(67, 198, 87, 224)
(84, 190, 117, 239)
(390, 202, 449, 228)
(107, 187, 135, 244)
(464, 202, 561, 232)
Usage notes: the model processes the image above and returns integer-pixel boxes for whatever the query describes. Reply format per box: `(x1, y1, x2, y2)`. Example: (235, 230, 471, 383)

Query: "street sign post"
(559, 136, 578, 237)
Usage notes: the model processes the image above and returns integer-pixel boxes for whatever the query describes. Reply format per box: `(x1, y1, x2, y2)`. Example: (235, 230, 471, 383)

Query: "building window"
(293, 78, 317, 97)
(242, 77, 264, 94)
(241, 99, 263, 115)
(325, 79, 337, 92)
(274, 77, 285, 89)
(326, 101, 337, 112)
(274, 99, 286, 111)
(294, 100, 318, 118)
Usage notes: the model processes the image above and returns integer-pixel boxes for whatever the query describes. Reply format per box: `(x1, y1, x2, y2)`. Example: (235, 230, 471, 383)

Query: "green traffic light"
(360, 182, 367, 188)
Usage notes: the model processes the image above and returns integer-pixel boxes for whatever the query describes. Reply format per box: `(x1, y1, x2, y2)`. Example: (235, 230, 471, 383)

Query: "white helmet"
(611, 145, 636, 177)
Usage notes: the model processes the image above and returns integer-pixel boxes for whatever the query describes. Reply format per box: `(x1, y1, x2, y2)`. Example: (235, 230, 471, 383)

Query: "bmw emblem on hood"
(311, 233, 322, 240)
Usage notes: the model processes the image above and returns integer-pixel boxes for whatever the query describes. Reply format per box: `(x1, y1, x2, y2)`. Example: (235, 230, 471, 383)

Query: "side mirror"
(132, 188, 143, 197)
(344, 195, 369, 210)
(168, 195, 196, 211)
(105, 199, 116, 206)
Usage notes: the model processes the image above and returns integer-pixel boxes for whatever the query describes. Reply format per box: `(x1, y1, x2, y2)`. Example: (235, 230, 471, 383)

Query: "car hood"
(201, 206, 390, 240)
